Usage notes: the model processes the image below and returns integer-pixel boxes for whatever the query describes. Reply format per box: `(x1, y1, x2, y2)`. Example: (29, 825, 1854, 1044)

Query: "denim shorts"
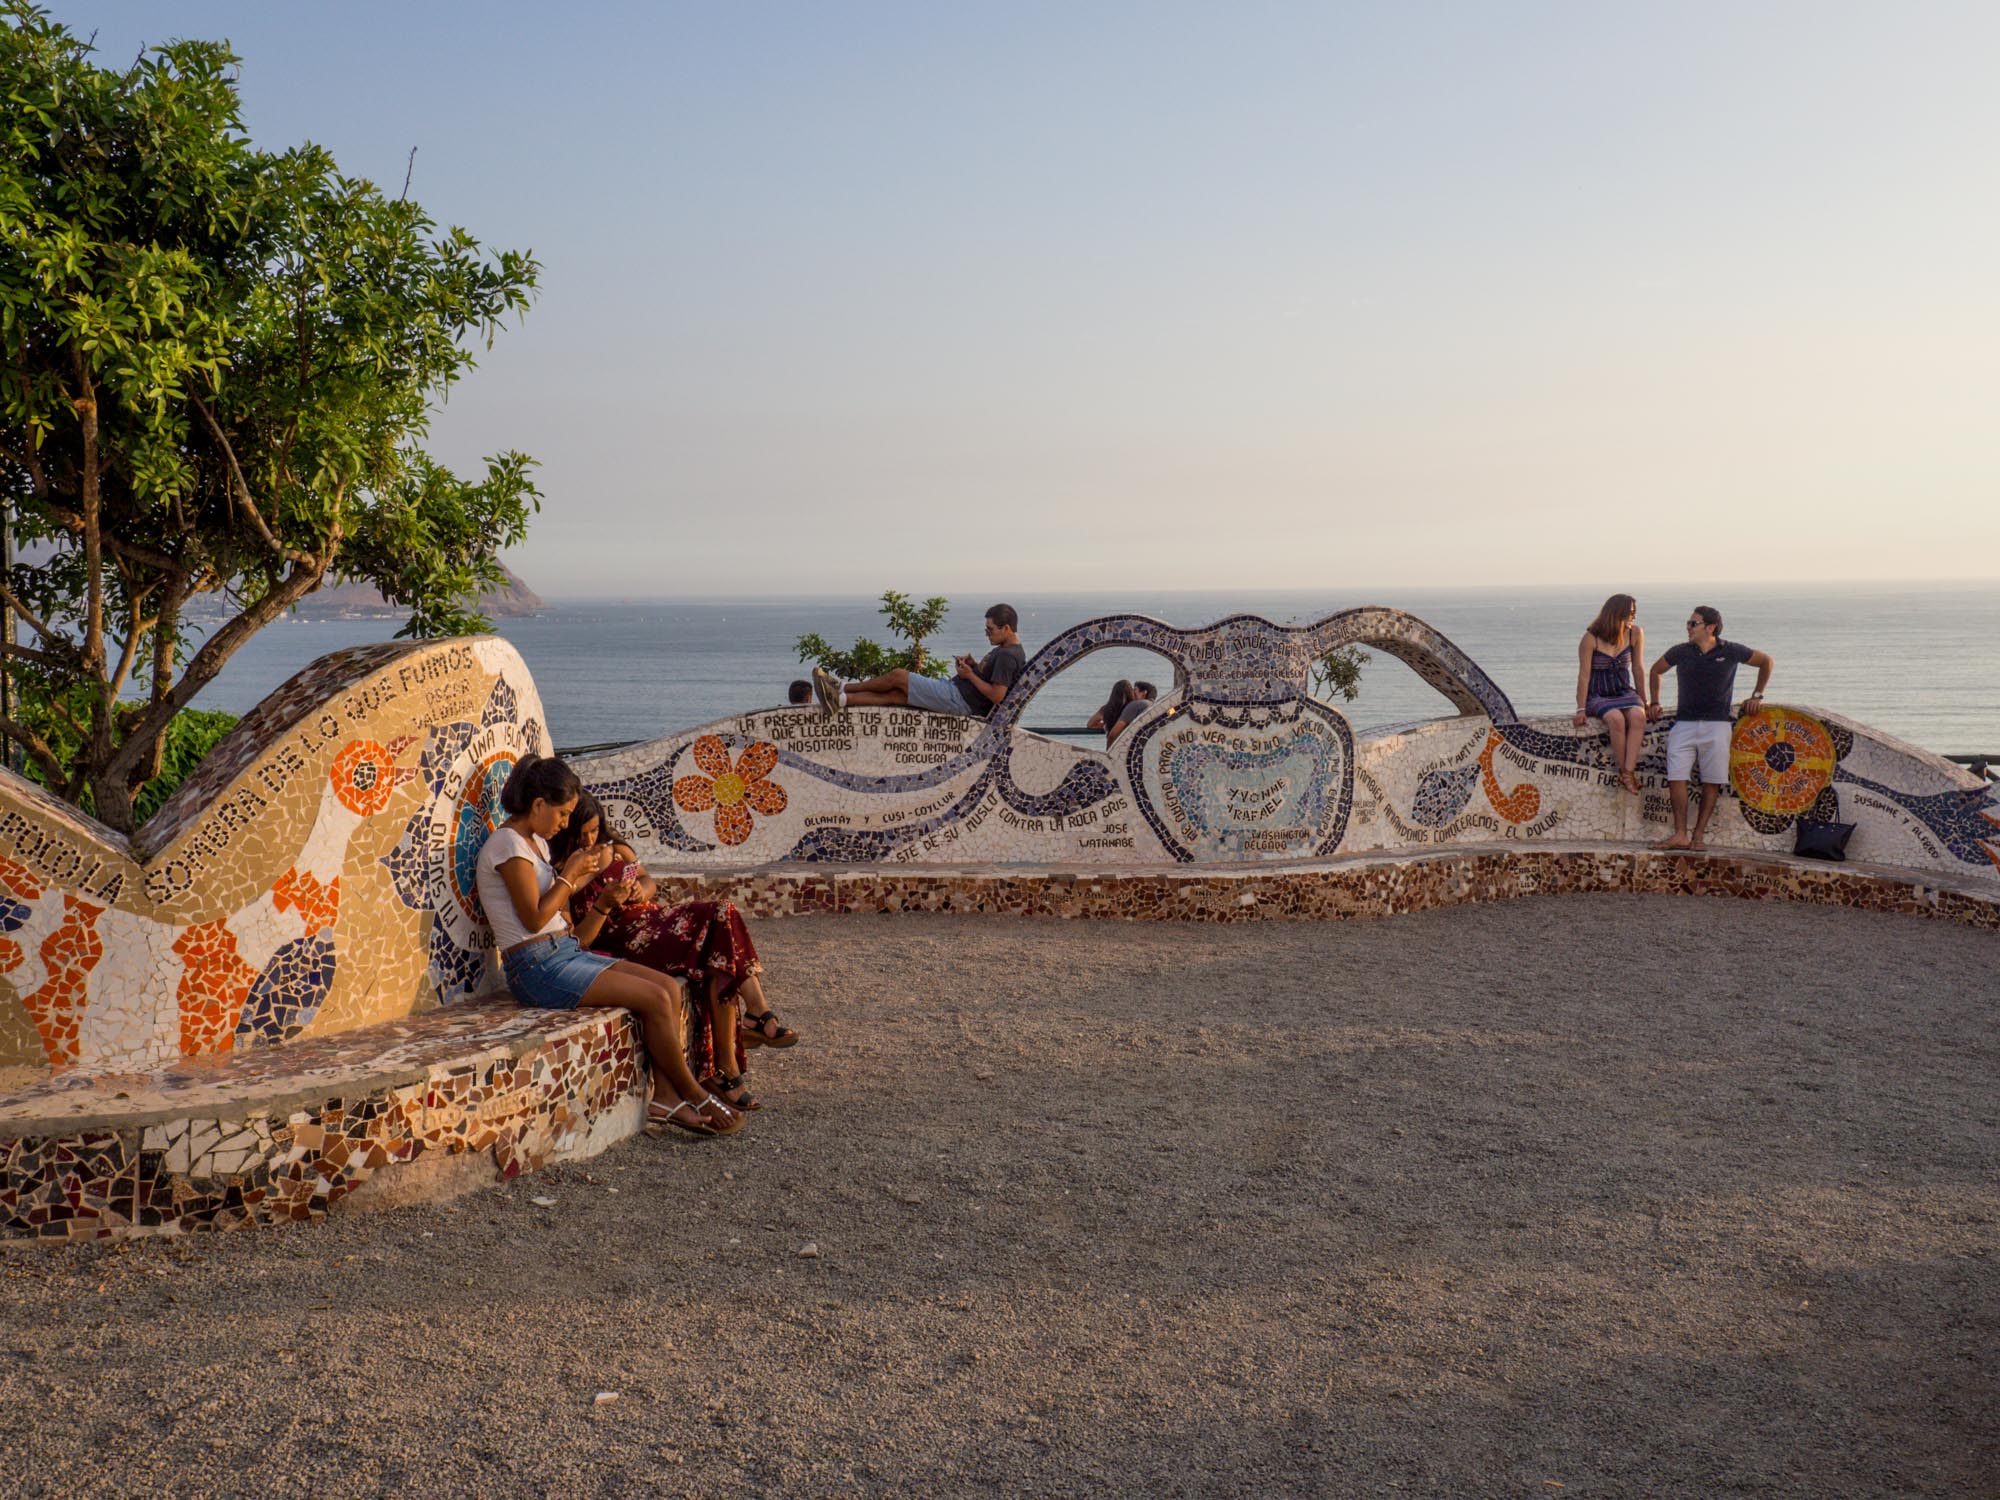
(905, 672, 977, 716)
(502, 933, 617, 1011)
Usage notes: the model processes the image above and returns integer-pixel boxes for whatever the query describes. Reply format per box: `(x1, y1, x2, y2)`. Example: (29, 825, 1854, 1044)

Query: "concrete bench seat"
(0, 999, 646, 1240)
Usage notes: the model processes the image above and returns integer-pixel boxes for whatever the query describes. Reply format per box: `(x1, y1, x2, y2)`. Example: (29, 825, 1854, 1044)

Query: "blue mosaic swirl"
(235, 933, 337, 1047)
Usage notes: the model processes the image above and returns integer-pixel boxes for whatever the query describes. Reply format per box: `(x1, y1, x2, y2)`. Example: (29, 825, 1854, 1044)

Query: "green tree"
(16, 681, 236, 824)
(1310, 644, 1369, 703)
(0, 6, 541, 830)
(796, 590, 952, 681)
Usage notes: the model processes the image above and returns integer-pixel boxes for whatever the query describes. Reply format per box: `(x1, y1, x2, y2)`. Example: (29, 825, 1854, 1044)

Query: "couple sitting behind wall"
(1576, 594, 1775, 851)
(1088, 678, 1158, 748)
(808, 604, 1027, 718)
(473, 756, 798, 1140)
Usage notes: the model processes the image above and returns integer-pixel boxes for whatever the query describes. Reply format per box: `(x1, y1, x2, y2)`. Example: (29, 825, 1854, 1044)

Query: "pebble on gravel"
(797, 1242, 821, 1259)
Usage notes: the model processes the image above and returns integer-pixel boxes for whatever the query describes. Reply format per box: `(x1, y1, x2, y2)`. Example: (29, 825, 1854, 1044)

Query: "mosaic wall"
(0, 638, 549, 1074)
(577, 608, 2000, 887)
(0, 605, 1990, 1084)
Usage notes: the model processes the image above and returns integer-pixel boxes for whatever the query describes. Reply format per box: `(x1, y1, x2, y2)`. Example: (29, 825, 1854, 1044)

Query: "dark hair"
(1587, 594, 1637, 644)
(788, 679, 812, 704)
(1692, 604, 1722, 632)
(497, 754, 579, 817)
(548, 788, 620, 867)
(1098, 679, 1135, 735)
(1133, 680, 1158, 698)
(985, 603, 1018, 631)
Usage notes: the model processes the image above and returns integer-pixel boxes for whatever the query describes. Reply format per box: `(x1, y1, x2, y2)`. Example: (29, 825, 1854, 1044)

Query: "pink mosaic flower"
(673, 737, 787, 846)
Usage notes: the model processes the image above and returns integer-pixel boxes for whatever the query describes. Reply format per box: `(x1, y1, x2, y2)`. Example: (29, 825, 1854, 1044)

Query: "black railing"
(1945, 754, 1998, 781)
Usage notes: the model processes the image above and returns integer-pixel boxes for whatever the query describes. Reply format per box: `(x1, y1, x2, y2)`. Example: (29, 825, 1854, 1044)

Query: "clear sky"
(66, 2, 2000, 596)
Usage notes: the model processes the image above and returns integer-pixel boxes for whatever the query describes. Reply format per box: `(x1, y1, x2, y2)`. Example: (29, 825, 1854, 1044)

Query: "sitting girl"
(474, 755, 742, 1137)
(550, 791, 799, 1113)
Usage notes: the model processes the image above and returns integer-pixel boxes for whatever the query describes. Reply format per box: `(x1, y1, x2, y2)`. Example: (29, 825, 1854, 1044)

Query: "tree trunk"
(93, 552, 333, 834)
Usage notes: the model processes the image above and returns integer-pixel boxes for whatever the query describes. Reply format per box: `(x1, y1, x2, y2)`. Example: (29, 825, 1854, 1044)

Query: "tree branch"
(104, 537, 338, 793)
(0, 716, 67, 789)
(0, 584, 63, 649)
(0, 440, 49, 498)
(41, 503, 181, 572)
(72, 352, 105, 690)
(187, 391, 314, 566)
(106, 596, 156, 702)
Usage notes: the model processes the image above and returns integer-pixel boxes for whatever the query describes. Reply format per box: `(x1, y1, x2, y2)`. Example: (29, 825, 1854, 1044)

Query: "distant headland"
(291, 564, 544, 619)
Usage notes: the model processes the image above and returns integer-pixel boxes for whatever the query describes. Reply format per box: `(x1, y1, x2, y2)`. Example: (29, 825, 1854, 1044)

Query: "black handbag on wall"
(1794, 820, 1856, 861)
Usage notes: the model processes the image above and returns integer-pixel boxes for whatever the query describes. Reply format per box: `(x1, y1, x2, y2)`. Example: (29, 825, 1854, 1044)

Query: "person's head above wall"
(497, 754, 581, 841)
(788, 679, 812, 705)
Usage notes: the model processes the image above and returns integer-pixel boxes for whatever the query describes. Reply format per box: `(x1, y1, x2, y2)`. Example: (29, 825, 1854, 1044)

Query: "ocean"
(191, 584, 2000, 757)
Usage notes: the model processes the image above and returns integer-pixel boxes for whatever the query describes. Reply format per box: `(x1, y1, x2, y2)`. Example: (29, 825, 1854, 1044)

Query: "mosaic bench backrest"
(576, 608, 2000, 882)
(0, 638, 547, 1074)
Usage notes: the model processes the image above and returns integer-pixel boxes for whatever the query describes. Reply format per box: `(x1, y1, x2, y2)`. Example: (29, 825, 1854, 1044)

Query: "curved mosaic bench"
(0, 1002, 645, 1239)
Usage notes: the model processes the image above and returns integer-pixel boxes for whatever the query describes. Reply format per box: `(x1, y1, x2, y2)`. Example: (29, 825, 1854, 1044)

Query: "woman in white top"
(473, 754, 741, 1137)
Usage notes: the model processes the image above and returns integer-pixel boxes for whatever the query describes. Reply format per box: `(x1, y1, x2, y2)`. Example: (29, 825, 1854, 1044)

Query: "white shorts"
(1666, 720, 1732, 783)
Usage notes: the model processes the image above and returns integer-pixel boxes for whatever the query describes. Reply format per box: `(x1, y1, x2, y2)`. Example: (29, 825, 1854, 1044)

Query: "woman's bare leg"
(1604, 710, 1631, 774)
(1618, 707, 1648, 775)
(579, 961, 707, 1106)
(706, 973, 740, 1073)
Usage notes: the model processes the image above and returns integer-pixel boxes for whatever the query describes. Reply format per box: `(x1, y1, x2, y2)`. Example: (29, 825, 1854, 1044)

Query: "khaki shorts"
(1666, 720, 1732, 782)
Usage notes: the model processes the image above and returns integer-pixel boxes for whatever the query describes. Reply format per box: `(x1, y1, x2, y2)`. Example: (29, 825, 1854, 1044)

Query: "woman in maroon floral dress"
(552, 792, 799, 1110)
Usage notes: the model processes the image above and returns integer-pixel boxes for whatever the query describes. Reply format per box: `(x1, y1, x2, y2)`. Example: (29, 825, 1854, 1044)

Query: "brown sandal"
(703, 1073, 762, 1111)
(740, 1009, 799, 1049)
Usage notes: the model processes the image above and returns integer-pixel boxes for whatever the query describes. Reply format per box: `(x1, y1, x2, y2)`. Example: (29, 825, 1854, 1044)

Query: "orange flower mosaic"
(330, 739, 400, 817)
(23, 896, 105, 1067)
(173, 919, 258, 1056)
(1730, 708, 1837, 817)
(1479, 730, 1541, 824)
(273, 867, 341, 934)
(673, 737, 788, 846)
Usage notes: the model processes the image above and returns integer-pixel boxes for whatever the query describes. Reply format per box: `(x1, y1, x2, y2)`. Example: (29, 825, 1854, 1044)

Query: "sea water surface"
(192, 585, 2000, 757)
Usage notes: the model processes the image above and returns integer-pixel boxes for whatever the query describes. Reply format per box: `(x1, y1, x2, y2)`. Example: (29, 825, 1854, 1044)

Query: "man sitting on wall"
(1645, 604, 1775, 852)
(812, 604, 1028, 719)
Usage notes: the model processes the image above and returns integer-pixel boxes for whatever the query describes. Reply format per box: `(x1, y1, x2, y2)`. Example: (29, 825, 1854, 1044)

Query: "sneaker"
(811, 666, 843, 714)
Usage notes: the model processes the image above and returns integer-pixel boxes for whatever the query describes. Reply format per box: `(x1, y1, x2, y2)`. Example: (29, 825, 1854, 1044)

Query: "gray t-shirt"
(956, 643, 1027, 715)
(1107, 696, 1150, 745)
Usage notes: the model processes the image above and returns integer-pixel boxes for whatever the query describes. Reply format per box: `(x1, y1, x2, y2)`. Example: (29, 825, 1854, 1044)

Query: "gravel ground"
(2, 895, 1996, 1499)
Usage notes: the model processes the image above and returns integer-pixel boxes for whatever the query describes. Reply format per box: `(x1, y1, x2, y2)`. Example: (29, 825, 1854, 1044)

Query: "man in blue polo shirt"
(1645, 604, 1774, 851)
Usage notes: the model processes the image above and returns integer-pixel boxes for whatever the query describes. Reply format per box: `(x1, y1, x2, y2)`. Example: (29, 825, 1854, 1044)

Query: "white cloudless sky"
(65, 1, 2000, 596)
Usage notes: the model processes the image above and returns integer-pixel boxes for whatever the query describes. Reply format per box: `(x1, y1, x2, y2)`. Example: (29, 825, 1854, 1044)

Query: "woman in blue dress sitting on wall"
(1573, 593, 1651, 795)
